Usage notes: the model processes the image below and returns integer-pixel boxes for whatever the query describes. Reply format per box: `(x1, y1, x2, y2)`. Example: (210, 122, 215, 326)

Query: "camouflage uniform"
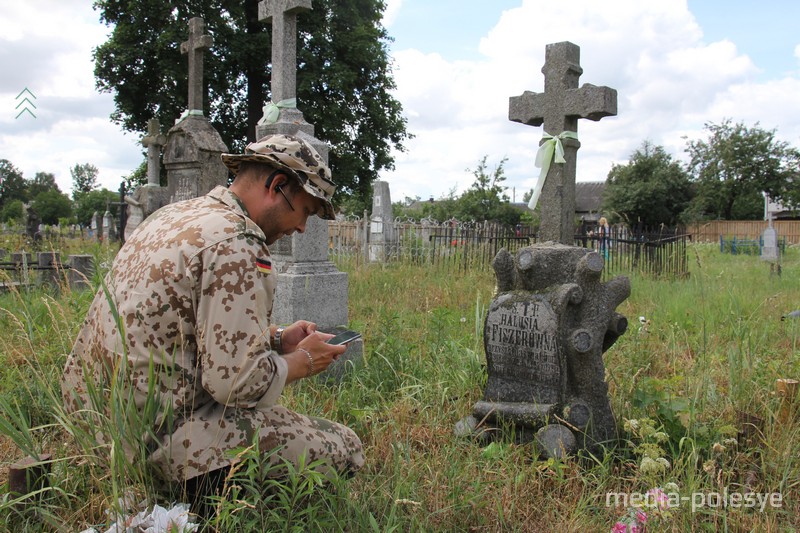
(62, 185, 363, 482)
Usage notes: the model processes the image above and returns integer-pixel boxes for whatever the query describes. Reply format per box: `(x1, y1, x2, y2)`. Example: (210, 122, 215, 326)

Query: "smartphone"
(326, 330, 362, 346)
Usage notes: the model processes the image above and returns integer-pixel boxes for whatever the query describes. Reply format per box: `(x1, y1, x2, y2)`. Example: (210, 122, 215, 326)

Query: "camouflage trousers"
(149, 403, 364, 482)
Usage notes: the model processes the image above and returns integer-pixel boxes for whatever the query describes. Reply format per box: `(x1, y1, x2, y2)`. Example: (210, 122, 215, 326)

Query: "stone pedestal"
(456, 243, 630, 457)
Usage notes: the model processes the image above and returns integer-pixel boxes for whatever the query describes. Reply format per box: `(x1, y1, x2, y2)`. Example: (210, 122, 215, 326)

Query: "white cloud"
(381, 0, 403, 28)
(0, 0, 138, 195)
(380, 0, 798, 204)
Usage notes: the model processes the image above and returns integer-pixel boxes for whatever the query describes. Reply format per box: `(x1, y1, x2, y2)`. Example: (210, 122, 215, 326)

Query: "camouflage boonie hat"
(222, 134, 336, 220)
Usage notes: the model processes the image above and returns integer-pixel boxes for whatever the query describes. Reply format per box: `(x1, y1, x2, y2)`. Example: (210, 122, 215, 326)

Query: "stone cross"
(510, 41, 617, 244)
(259, 0, 312, 103)
(141, 119, 166, 186)
(180, 17, 214, 114)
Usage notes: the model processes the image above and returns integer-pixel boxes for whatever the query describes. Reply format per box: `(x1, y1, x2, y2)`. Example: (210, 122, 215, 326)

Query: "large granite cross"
(180, 17, 214, 114)
(141, 119, 166, 186)
(259, 0, 312, 104)
(510, 41, 617, 244)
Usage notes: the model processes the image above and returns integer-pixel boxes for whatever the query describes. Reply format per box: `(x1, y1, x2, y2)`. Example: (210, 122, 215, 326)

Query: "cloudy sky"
(2, 1, 800, 204)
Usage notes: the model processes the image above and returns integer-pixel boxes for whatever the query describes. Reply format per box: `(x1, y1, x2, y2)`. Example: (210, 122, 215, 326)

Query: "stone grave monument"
(163, 17, 229, 204)
(256, 0, 359, 379)
(761, 194, 781, 276)
(102, 208, 117, 243)
(456, 42, 628, 458)
(509, 41, 617, 244)
(91, 212, 102, 241)
(125, 119, 170, 240)
(369, 180, 395, 262)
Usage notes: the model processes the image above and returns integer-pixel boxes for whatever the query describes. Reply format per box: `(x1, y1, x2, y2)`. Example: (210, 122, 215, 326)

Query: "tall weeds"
(0, 243, 798, 530)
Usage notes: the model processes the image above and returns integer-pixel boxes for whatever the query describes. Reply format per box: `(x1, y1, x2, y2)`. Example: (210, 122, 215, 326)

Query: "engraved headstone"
(457, 244, 630, 456)
(509, 41, 617, 244)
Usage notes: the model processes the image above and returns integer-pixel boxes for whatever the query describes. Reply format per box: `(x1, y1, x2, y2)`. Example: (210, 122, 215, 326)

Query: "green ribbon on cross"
(527, 130, 579, 210)
(258, 98, 297, 125)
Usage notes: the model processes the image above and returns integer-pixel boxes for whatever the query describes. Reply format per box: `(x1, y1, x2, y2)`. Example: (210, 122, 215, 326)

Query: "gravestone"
(91, 212, 102, 241)
(761, 203, 781, 276)
(456, 42, 627, 458)
(126, 120, 170, 240)
(25, 205, 40, 243)
(369, 181, 394, 262)
(257, 0, 358, 379)
(456, 244, 630, 455)
(163, 17, 228, 204)
(102, 209, 117, 242)
(509, 41, 617, 244)
(761, 226, 779, 262)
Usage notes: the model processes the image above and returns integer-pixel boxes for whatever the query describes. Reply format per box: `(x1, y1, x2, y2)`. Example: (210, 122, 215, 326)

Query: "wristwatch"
(273, 327, 285, 354)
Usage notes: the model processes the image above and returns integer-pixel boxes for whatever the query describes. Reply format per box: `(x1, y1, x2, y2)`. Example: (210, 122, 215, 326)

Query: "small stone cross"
(510, 41, 617, 244)
(180, 17, 214, 114)
(259, 0, 312, 103)
(141, 119, 166, 186)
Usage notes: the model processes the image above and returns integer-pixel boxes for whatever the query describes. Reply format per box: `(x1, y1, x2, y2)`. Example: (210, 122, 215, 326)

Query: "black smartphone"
(326, 330, 362, 345)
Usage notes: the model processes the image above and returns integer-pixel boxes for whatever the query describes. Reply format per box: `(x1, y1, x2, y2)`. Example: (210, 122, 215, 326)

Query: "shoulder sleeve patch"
(256, 258, 272, 274)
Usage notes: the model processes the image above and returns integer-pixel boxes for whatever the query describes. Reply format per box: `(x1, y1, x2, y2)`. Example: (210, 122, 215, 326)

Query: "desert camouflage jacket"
(62, 186, 287, 473)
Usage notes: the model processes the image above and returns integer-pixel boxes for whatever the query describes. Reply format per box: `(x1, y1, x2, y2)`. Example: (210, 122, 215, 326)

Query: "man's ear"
(266, 171, 290, 193)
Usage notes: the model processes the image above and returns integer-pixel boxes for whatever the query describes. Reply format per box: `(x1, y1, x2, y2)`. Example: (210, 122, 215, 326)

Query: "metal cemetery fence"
(329, 217, 533, 271)
(0, 250, 95, 292)
(575, 224, 690, 278)
(329, 218, 689, 278)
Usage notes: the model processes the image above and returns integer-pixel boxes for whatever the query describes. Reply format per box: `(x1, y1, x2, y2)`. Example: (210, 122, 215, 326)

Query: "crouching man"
(62, 134, 364, 506)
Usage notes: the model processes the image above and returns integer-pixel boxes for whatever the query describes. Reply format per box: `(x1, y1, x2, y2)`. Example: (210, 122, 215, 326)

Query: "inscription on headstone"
(484, 295, 563, 404)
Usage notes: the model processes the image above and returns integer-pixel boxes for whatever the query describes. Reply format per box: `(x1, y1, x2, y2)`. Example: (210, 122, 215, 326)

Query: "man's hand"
(280, 320, 317, 353)
(284, 331, 347, 383)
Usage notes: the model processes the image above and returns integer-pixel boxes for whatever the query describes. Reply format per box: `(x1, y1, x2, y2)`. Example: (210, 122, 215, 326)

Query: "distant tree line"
(393, 119, 799, 228)
(601, 120, 799, 227)
(0, 160, 120, 227)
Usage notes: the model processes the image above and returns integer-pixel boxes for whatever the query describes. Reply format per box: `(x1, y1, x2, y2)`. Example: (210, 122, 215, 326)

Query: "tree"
(456, 156, 521, 225)
(685, 120, 800, 220)
(0, 159, 28, 207)
(73, 189, 119, 227)
(93, 0, 410, 209)
(71, 163, 99, 199)
(30, 190, 72, 225)
(602, 141, 693, 226)
(0, 199, 24, 224)
(27, 171, 60, 198)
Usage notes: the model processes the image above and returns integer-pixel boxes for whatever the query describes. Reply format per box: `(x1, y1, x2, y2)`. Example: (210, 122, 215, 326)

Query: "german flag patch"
(256, 257, 272, 274)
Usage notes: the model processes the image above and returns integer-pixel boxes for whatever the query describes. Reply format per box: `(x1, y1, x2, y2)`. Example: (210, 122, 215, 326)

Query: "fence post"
(362, 210, 369, 266)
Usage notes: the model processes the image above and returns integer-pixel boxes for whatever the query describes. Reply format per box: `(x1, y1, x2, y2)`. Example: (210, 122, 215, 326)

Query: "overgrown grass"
(0, 243, 798, 531)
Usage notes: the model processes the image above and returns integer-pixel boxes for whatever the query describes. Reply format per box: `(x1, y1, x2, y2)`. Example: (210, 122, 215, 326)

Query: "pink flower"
(636, 510, 648, 524)
(612, 522, 628, 533)
(629, 525, 643, 533)
(646, 488, 669, 510)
